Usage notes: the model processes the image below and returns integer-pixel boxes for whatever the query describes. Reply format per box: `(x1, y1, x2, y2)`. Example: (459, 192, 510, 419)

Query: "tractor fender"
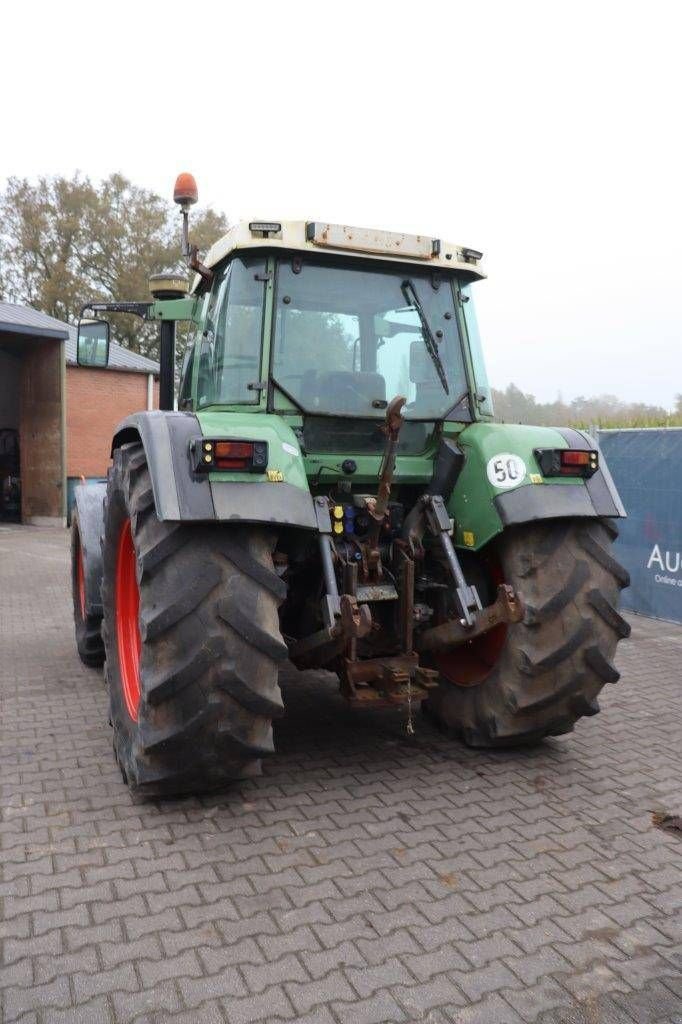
(495, 427, 626, 526)
(111, 411, 317, 528)
(448, 422, 626, 551)
(73, 482, 107, 616)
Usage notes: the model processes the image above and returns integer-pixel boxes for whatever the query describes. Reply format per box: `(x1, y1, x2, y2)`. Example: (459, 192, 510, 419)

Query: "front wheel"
(424, 518, 630, 746)
(71, 511, 105, 667)
(100, 442, 288, 798)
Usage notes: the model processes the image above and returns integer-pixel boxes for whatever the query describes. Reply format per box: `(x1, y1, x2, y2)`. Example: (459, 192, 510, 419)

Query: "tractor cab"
(179, 221, 494, 439)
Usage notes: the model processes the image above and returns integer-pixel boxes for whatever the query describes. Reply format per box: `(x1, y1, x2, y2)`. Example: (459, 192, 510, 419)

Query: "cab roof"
(202, 220, 486, 281)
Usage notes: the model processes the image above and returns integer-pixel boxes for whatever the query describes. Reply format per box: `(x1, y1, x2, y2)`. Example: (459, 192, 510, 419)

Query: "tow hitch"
(288, 396, 523, 712)
(417, 584, 523, 652)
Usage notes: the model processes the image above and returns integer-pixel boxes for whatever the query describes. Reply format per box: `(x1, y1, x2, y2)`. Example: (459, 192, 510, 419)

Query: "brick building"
(64, 329, 159, 480)
(0, 302, 159, 525)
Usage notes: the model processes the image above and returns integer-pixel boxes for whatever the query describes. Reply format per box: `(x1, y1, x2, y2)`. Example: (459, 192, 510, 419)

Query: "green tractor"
(71, 173, 630, 797)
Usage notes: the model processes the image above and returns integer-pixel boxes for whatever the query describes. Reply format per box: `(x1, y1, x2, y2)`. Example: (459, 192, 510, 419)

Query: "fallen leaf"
(652, 810, 682, 837)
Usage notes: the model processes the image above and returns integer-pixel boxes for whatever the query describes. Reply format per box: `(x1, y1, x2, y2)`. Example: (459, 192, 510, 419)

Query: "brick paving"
(1, 523, 681, 1024)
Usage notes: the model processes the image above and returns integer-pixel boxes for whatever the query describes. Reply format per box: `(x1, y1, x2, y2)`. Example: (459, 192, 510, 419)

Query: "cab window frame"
(268, 251, 474, 422)
(195, 253, 268, 410)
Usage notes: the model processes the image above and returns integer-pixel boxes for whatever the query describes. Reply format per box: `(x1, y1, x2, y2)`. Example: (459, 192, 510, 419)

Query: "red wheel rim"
(434, 556, 508, 687)
(115, 519, 141, 720)
(76, 537, 86, 620)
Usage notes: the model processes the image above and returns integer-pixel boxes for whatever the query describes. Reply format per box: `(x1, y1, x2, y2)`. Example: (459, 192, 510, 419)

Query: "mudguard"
(111, 410, 317, 528)
(73, 482, 107, 616)
(448, 422, 626, 551)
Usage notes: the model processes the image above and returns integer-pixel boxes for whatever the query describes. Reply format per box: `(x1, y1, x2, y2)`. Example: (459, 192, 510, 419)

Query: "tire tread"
(425, 517, 629, 748)
(101, 446, 285, 797)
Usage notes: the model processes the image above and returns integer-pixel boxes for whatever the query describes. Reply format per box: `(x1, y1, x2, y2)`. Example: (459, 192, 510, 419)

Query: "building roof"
(0, 302, 159, 374)
(0, 301, 70, 340)
(65, 326, 159, 374)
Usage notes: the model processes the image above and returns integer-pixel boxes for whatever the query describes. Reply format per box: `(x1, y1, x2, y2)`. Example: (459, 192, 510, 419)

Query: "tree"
(0, 175, 93, 320)
(491, 382, 674, 428)
(491, 383, 540, 423)
(0, 173, 228, 359)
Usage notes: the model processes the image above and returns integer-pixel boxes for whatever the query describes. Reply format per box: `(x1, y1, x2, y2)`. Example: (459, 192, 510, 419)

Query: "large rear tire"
(101, 442, 287, 798)
(71, 511, 105, 667)
(424, 518, 630, 747)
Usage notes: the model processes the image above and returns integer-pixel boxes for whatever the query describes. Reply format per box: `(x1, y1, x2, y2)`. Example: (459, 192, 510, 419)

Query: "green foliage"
(492, 383, 681, 428)
(0, 173, 227, 360)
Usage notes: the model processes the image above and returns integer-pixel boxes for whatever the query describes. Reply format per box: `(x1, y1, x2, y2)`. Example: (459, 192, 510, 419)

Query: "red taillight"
(534, 447, 599, 478)
(561, 450, 591, 466)
(214, 441, 254, 470)
(191, 437, 269, 474)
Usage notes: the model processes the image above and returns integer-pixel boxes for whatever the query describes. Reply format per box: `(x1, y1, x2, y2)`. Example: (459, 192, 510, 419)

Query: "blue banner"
(598, 428, 682, 623)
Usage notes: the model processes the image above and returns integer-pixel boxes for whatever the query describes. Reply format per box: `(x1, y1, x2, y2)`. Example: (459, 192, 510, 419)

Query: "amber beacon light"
(173, 172, 198, 207)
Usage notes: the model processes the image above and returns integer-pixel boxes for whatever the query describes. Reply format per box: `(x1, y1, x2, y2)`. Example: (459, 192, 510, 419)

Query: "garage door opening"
(0, 303, 67, 526)
(0, 349, 21, 522)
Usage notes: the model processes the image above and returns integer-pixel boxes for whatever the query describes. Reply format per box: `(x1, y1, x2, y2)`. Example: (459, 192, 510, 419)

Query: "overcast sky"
(3, 0, 680, 407)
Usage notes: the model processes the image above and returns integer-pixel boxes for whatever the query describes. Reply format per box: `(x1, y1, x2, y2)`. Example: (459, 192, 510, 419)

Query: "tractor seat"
(300, 370, 386, 413)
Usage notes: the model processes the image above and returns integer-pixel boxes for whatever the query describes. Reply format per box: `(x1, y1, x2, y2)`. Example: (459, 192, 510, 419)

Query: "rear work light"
(534, 448, 599, 478)
(191, 438, 268, 474)
(249, 221, 282, 237)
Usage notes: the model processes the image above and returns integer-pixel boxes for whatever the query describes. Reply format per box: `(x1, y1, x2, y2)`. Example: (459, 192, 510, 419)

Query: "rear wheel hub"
(434, 554, 507, 686)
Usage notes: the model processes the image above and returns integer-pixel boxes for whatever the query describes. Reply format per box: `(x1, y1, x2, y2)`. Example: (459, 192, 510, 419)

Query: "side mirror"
(76, 319, 110, 368)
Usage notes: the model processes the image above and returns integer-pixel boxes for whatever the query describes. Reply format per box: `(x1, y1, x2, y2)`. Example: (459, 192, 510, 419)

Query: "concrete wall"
(66, 367, 158, 478)
(0, 349, 21, 429)
(20, 340, 64, 522)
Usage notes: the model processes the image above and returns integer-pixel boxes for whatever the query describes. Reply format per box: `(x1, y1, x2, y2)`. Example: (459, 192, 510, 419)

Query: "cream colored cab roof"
(201, 220, 486, 282)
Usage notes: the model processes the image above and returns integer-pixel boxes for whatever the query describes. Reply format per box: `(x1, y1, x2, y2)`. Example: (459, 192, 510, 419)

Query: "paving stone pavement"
(1, 523, 681, 1024)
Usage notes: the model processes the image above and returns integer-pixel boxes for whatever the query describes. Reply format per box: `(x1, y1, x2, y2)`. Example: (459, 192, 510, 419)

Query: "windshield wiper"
(401, 279, 449, 395)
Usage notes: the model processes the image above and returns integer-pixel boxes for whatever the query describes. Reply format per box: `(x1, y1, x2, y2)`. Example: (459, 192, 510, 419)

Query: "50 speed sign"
(486, 453, 527, 489)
